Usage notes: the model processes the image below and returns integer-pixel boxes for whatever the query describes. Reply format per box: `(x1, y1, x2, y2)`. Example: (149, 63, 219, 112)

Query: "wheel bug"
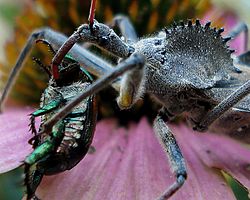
(1, 0, 250, 199)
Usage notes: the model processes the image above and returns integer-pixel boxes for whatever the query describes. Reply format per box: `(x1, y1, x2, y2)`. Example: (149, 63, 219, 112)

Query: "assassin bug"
(1, 0, 250, 199)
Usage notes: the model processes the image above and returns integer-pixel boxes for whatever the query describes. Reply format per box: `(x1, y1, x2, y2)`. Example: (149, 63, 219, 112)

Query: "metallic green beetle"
(24, 41, 97, 200)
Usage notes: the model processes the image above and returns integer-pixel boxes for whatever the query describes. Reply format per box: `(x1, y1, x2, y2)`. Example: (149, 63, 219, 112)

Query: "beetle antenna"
(36, 39, 57, 55)
(88, 0, 97, 30)
(32, 57, 52, 77)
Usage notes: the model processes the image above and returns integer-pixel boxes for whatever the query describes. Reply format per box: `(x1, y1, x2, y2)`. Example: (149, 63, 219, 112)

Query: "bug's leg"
(28, 98, 64, 146)
(25, 99, 65, 199)
(226, 22, 248, 52)
(111, 15, 138, 42)
(25, 121, 65, 200)
(234, 50, 250, 68)
(194, 79, 250, 131)
(153, 108, 187, 200)
(0, 28, 118, 112)
(40, 53, 145, 134)
(117, 63, 144, 109)
(29, 115, 37, 138)
(111, 16, 143, 109)
(24, 164, 43, 200)
(0, 30, 44, 113)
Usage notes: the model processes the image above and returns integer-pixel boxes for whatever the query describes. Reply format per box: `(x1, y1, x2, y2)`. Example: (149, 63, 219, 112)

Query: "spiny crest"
(164, 19, 235, 55)
(162, 19, 237, 86)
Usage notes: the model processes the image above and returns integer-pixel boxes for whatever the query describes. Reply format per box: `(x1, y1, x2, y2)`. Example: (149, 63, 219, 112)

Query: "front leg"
(117, 63, 145, 109)
(153, 110, 187, 200)
(40, 53, 145, 135)
(0, 28, 117, 112)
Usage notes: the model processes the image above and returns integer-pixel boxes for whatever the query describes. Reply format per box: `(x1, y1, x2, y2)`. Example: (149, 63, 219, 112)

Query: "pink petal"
(0, 107, 34, 173)
(174, 125, 250, 189)
(1, 108, 247, 199)
(35, 119, 236, 200)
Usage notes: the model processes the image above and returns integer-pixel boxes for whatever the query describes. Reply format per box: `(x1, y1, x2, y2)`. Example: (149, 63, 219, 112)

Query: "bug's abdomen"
(209, 110, 250, 143)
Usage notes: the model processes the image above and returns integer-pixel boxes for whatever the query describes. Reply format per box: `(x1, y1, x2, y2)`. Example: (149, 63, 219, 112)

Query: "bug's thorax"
(133, 21, 237, 108)
(129, 21, 250, 129)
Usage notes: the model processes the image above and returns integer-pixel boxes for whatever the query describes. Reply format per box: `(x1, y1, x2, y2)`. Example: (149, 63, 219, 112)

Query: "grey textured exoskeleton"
(1, 0, 250, 199)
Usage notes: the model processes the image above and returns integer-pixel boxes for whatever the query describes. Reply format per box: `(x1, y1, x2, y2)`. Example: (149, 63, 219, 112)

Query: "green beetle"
(24, 40, 97, 200)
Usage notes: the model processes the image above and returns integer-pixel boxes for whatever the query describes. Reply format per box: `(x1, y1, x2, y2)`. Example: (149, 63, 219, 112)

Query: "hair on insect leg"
(153, 110, 187, 200)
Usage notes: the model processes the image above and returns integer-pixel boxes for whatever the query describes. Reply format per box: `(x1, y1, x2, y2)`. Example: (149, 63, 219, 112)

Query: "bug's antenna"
(88, 0, 97, 30)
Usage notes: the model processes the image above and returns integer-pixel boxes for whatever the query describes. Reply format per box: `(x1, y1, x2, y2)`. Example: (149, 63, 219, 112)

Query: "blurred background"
(0, 0, 250, 199)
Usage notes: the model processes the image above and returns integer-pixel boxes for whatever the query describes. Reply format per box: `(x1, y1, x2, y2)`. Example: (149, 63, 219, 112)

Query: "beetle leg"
(28, 99, 64, 146)
(24, 164, 43, 200)
(153, 109, 187, 200)
(194, 79, 250, 131)
(33, 99, 64, 117)
(39, 53, 145, 135)
(111, 15, 138, 42)
(25, 121, 65, 200)
(29, 115, 37, 136)
(226, 22, 248, 52)
(25, 120, 65, 165)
